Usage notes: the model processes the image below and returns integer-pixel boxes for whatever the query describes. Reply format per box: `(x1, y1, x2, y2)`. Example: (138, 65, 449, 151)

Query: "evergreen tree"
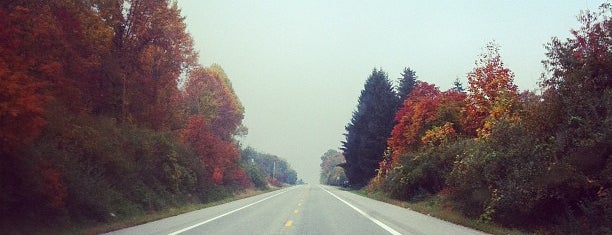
(397, 67, 417, 101)
(452, 77, 465, 92)
(341, 68, 400, 186)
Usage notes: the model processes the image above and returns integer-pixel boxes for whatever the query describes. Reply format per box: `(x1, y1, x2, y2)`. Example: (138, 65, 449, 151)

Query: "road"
(107, 184, 487, 235)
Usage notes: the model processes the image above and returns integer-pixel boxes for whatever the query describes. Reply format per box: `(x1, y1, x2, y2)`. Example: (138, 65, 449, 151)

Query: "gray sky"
(177, 0, 605, 183)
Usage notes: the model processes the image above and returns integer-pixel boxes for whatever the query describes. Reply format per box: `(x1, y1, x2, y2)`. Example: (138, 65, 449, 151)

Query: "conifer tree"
(341, 68, 399, 186)
(397, 67, 417, 101)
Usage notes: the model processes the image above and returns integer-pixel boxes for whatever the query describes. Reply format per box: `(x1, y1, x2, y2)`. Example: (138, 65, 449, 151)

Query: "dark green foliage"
(341, 68, 400, 186)
(536, 5, 612, 232)
(242, 161, 269, 190)
(23, 105, 200, 221)
(383, 139, 467, 201)
(240, 146, 298, 185)
(447, 121, 556, 225)
(1, 103, 235, 225)
(452, 78, 464, 92)
(397, 67, 418, 101)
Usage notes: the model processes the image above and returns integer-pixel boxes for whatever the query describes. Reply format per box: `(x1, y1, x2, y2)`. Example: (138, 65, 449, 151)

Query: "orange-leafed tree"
(464, 42, 520, 137)
(184, 65, 245, 139)
(387, 83, 467, 165)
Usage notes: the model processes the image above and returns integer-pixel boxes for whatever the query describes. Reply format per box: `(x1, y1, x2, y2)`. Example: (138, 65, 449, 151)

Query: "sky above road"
(176, 0, 605, 183)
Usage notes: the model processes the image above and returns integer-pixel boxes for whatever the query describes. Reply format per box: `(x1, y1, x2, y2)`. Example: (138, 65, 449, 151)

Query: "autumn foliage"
(362, 4, 612, 233)
(0, 1, 294, 230)
(464, 42, 520, 137)
(387, 82, 466, 165)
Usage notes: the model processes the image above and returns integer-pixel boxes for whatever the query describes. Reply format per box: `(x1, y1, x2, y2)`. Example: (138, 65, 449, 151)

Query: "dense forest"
(0, 0, 296, 230)
(336, 4, 611, 233)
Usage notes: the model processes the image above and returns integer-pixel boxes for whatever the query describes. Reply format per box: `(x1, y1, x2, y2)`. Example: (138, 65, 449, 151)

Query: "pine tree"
(341, 68, 400, 186)
(452, 77, 465, 92)
(397, 67, 417, 101)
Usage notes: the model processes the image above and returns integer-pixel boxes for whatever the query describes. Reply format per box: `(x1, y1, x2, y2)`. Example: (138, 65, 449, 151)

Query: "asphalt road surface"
(107, 184, 487, 235)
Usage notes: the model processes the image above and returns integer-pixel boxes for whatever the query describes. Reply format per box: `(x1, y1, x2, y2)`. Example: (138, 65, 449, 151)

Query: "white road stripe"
(319, 185, 403, 235)
(168, 186, 298, 235)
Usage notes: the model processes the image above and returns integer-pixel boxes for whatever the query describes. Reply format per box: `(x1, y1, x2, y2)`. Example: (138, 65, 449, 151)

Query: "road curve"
(106, 184, 487, 235)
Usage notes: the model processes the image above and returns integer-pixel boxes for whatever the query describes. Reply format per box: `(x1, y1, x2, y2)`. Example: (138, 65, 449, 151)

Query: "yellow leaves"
(465, 42, 520, 138)
(421, 122, 457, 147)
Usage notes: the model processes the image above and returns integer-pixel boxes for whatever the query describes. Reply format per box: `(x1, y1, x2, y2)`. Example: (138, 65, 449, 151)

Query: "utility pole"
(272, 161, 276, 180)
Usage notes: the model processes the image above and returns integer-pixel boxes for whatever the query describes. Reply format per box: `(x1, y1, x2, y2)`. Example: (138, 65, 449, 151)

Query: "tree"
(397, 67, 417, 101)
(542, 3, 611, 169)
(240, 146, 298, 185)
(184, 65, 244, 139)
(464, 42, 520, 137)
(0, 6, 50, 155)
(341, 68, 400, 186)
(539, 4, 611, 231)
(452, 78, 465, 92)
(319, 149, 347, 186)
(181, 65, 245, 185)
(387, 83, 466, 163)
(101, 0, 197, 130)
(387, 82, 440, 161)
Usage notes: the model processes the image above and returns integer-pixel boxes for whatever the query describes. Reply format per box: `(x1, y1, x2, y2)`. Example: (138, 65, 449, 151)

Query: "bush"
(447, 121, 554, 226)
(23, 105, 205, 222)
(382, 139, 467, 200)
(243, 162, 269, 190)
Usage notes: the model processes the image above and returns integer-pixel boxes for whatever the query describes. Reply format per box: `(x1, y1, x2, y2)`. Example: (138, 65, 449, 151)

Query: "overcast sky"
(177, 0, 605, 183)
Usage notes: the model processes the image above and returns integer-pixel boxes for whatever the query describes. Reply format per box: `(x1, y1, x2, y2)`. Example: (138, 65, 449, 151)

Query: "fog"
(178, 0, 605, 183)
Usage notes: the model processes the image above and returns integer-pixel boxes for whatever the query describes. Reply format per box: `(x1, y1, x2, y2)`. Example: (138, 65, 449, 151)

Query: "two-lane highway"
(107, 184, 486, 235)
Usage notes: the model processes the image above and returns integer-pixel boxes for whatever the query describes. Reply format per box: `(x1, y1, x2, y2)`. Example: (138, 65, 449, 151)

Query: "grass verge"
(351, 188, 532, 235)
(38, 187, 281, 235)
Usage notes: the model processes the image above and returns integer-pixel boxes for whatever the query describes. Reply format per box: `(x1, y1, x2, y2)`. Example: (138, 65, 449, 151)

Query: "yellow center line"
(293, 209, 299, 214)
(284, 220, 293, 227)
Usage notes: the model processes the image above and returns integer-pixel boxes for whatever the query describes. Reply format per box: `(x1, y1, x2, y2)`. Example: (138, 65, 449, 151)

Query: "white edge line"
(168, 186, 297, 235)
(319, 185, 402, 235)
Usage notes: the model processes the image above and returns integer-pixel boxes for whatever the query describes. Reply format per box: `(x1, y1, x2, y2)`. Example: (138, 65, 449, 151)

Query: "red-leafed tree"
(180, 115, 239, 184)
(387, 82, 467, 165)
(181, 65, 246, 185)
(0, 6, 54, 154)
(387, 82, 440, 163)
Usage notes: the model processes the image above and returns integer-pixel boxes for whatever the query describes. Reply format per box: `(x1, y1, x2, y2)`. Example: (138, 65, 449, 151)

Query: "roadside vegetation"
(0, 1, 297, 233)
(326, 4, 611, 234)
(354, 188, 530, 235)
(18, 187, 281, 235)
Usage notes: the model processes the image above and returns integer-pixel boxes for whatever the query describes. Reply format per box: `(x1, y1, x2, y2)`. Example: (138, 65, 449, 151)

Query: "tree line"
(241, 146, 298, 188)
(337, 4, 610, 233)
(0, 0, 296, 230)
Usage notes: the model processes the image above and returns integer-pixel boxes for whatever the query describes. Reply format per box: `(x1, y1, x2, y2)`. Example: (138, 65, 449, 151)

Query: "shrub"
(447, 121, 553, 226)
(382, 139, 467, 201)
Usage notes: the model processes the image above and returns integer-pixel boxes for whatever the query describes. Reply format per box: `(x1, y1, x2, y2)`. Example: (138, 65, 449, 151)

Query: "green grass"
(351, 188, 531, 235)
(16, 187, 280, 235)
